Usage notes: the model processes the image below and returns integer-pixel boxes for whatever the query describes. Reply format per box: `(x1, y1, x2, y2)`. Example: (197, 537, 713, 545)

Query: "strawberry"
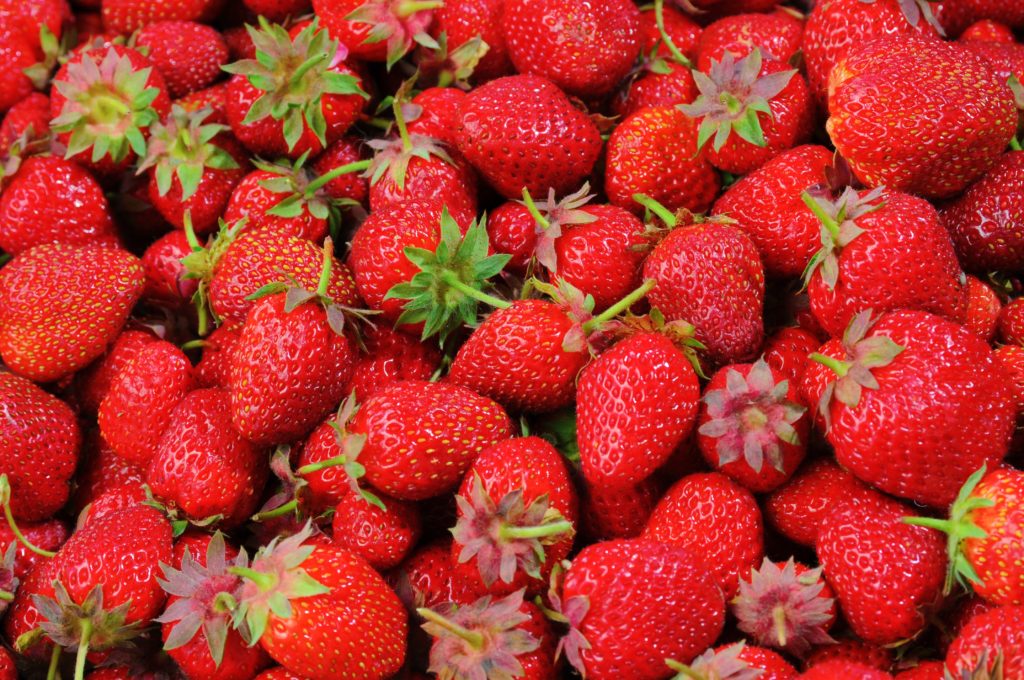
(696, 12, 804, 73)
(817, 490, 947, 644)
(643, 211, 765, 367)
(175, 82, 229, 123)
(193, 321, 242, 390)
(231, 527, 408, 679)
(242, 0, 312, 21)
(0, 28, 41, 115)
(455, 74, 602, 199)
(681, 49, 813, 175)
(502, 0, 641, 97)
(313, 0, 438, 67)
(613, 58, 698, 119)
(945, 604, 1024, 678)
(941, 0, 1024, 35)
(668, 642, 798, 680)
(999, 298, 1024, 346)
(712, 145, 833, 279)
(350, 379, 513, 500)
(0, 92, 50, 154)
(580, 476, 661, 542)
(552, 539, 725, 679)
(942, 151, 1024, 273)
(69, 429, 144, 515)
(223, 20, 368, 159)
(431, 0, 511, 81)
(50, 44, 171, 176)
(389, 539, 474, 610)
(638, 4, 702, 63)
(893, 661, 945, 680)
(346, 324, 441, 402)
(405, 87, 466, 147)
(0, 373, 79, 522)
(0, 154, 119, 255)
(310, 135, 370, 206)
(959, 19, 1017, 42)
(147, 388, 270, 529)
(74, 329, 158, 414)
(141, 229, 197, 310)
(0, 648, 12, 680)
(101, 0, 224, 34)
(761, 326, 821, 386)
(228, 242, 358, 446)
(331, 490, 421, 570)
(827, 33, 1017, 199)
(135, 21, 228, 100)
(0, 517, 68, 580)
(0, 243, 144, 383)
(98, 340, 195, 467)
(0, 0, 66, 51)
(697, 359, 809, 493)
(804, 638, 894, 672)
(644, 472, 764, 599)
(965, 276, 1002, 343)
(801, 310, 1015, 508)
(800, 660, 894, 680)
(605, 106, 720, 217)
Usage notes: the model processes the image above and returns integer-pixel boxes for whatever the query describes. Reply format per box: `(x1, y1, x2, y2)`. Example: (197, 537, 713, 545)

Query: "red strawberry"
(580, 476, 661, 542)
(136, 21, 228, 99)
(242, 0, 311, 21)
(501, 0, 641, 97)
(669, 642, 798, 680)
(0, 517, 68, 580)
(999, 298, 1024, 346)
(644, 472, 764, 599)
(455, 74, 602, 199)
(223, 20, 368, 159)
(194, 321, 242, 390)
(431, 0, 511, 81)
(101, 0, 223, 34)
(0, 28, 42, 115)
(405, 87, 466, 147)
(965, 276, 1002, 342)
(175, 82, 229, 123)
(331, 491, 421, 570)
(762, 326, 821, 386)
(552, 539, 725, 678)
(141, 229, 197, 310)
(0, 243, 144, 383)
(817, 491, 947, 644)
(310, 135, 370, 206)
(74, 329, 157, 416)
(696, 11, 803, 72)
(69, 429, 145, 515)
(800, 310, 1015, 508)
(0, 373, 79, 521)
(959, 19, 1017, 42)
(893, 661, 945, 680)
(638, 4, 702, 63)
(345, 324, 441, 402)
(800, 660, 894, 680)
(804, 638, 894, 672)
(389, 539, 473, 610)
(0, 92, 50, 154)
(0, 0, 66, 52)
(613, 58, 698, 119)
(605, 106, 720, 217)
(945, 604, 1024, 678)
(827, 33, 1016, 199)
(314, 0, 437, 67)
(350, 380, 514, 500)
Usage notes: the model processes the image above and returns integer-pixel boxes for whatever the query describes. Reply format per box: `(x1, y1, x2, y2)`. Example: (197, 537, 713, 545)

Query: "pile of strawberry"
(3, 0, 1024, 678)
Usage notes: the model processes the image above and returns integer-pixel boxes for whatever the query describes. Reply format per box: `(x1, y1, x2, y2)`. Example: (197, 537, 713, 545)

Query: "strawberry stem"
(317, 237, 334, 297)
(500, 519, 573, 540)
(632, 193, 677, 228)
(653, 0, 692, 67)
(521, 188, 550, 230)
(228, 566, 277, 592)
(251, 499, 298, 522)
(665, 659, 701, 679)
(438, 271, 512, 309)
(73, 618, 92, 680)
(212, 591, 238, 614)
(297, 454, 347, 475)
(809, 352, 849, 378)
(0, 591, 11, 602)
(180, 339, 207, 351)
(46, 644, 60, 680)
(305, 159, 371, 194)
(416, 607, 486, 649)
(801, 192, 840, 242)
(289, 52, 329, 88)
(773, 604, 788, 647)
(0, 475, 56, 558)
(393, 96, 413, 153)
(183, 211, 202, 252)
(397, 0, 444, 16)
(582, 279, 656, 333)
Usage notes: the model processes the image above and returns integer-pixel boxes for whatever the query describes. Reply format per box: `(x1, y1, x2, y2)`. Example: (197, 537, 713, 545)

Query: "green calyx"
(679, 48, 796, 152)
(384, 208, 512, 343)
(222, 18, 368, 151)
(346, 0, 442, 70)
(425, 31, 490, 89)
(51, 46, 163, 163)
(255, 153, 367, 222)
(801, 187, 885, 290)
(137, 105, 239, 201)
(180, 212, 248, 336)
(904, 464, 996, 595)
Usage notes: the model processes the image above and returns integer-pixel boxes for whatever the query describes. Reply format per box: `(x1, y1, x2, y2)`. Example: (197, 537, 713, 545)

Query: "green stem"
(521, 188, 550, 230)
(801, 192, 840, 242)
(416, 607, 485, 649)
(393, 96, 413, 153)
(439, 271, 512, 309)
(500, 520, 573, 541)
(297, 455, 347, 476)
(809, 352, 849, 378)
(289, 52, 328, 87)
(306, 159, 371, 195)
(196, 301, 209, 338)
(180, 339, 207, 351)
(0, 590, 14, 602)
(250, 499, 298, 522)
(0, 476, 56, 558)
(212, 591, 238, 615)
(632, 193, 677, 228)
(73, 619, 92, 680)
(317, 238, 334, 297)
(653, 0, 692, 67)
(582, 279, 657, 333)
(46, 644, 61, 680)
(902, 516, 950, 531)
(183, 211, 202, 252)
(228, 566, 277, 592)
(1012, 137, 1022, 151)
(665, 659, 700, 679)
(397, 0, 444, 16)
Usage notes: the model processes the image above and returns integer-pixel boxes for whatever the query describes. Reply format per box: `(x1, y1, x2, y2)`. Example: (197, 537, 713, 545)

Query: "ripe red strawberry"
(502, 0, 641, 97)
(101, 0, 224, 34)
(455, 74, 602, 199)
(0, 517, 68, 580)
(232, 527, 408, 679)
(999, 298, 1024, 346)
(696, 11, 803, 72)
(431, 0, 511, 81)
(965, 276, 1002, 342)
(389, 539, 474, 610)
(802, 188, 968, 337)
(0, 373, 79, 522)
(0, 243, 144, 382)
(941, 0, 1024, 34)
(141, 229, 197, 310)
(76, 329, 159, 415)
(242, 0, 311, 21)
(800, 660, 894, 680)
(345, 324, 441, 403)
(70, 429, 145, 515)
(552, 539, 725, 678)
(697, 359, 809, 493)
(893, 661, 945, 680)
(827, 33, 1016, 199)
(762, 326, 821, 386)
(0, 28, 42, 115)
(712, 144, 833, 279)
(0, 154, 119, 255)
(176, 82, 229, 123)
(194, 321, 242, 390)
(134, 21, 226, 100)
(670, 642, 798, 680)
(577, 327, 701, 487)
(0, 0, 66, 52)
(314, 0, 437, 67)
(580, 476, 661, 542)
(638, 4, 702, 63)
(942, 151, 1024, 272)
(613, 59, 698, 119)
(605, 106, 720, 216)
(50, 44, 171, 176)
(804, 638, 894, 672)
(223, 20, 368, 159)
(681, 50, 813, 175)
(800, 310, 1015, 508)
(404, 87, 466, 147)
(959, 19, 1017, 42)
(350, 380, 514, 500)
(310, 135, 370, 206)
(331, 491, 421, 570)
(643, 213, 765, 367)
(0, 92, 50, 154)
(644, 472, 764, 599)
(817, 491, 947, 644)
(945, 604, 1024, 678)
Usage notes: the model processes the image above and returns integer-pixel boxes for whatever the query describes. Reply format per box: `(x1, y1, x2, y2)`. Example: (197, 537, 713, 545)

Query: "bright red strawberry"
(98, 339, 196, 467)
(310, 135, 370, 205)
(712, 144, 833, 279)
(762, 326, 821, 386)
(74, 329, 158, 414)
(0, 243, 143, 382)
(942, 151, 1024, 273)
(223, 20, 367, 159)
(345, 324, 441, 403)
(135, 21, 228, 100)
(605, 106, 720, 216)
(350, 380, 513, 500)
(141, 229, 197, 310)
(314, 0, 437, 66)
(0, 92, 50, 154)
(70, 429, 145, 515)
(580, 476, 661, 542)
(965, 276, 1002, 342)
(0, 0, 66, 52)
(893, 661, 945, 680)
(800, 310, 1015, 508)
(945, 604, 1024, 678)
(804, 638, 894, 672)
(405, 87, 466, 147)
(431, 0, 511, 81)
(959, 18, 1017, 42)
(670, 642, 798, 680)
(232, 527, 408, 679)
(613, 58, 698, 119)
(331, 491, 421, 570)
(697, 11, 803, 72)
(638, 4, 702, 63)
(455, 74, 602, 199)
(552, 539, 725, 679)
(817, 490, 947, 644)
(999, 298, 1024, 346)
(644, 472, 764, 599)
(0, 373, 79, 521)
(193, 321, 242, 390)
(697, 359, 809, 493)
(176, 82, 229, 123)
(941, 0, 1024, 34)
(800, 660, 894, 680)
(0, 516, 67, 580)
(0, 28, 41, 115)
(101, 0, 223, 34)
(827, 33, 1016, 199)
(389, 539, 474, 610)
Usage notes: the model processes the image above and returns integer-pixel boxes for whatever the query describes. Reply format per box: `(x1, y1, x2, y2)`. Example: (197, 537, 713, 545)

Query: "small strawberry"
(580, 476, 661, 542)
(0, 28, 43, 115)
(613, 58, 698, 119)
(959, 19, 1017, 42)
(804, 638, 894, 672)
(314, 0, 439, 68)
(761, 326, 821, 386)
(135, 21, 228, 99)
(75, 330, 161, 416)
(667, 642, 798, 680)
(101, 0, 223, 34)
(331, 490, 421, 570)
(800, 660, 894, 680)
(69, 429, 145, 516)
(965, 276, 1002, 343)
(0, 517, 67, 580)
(389, 539, 474, 611)
(141, 229, 197, 310)
(176, 82, 229, 123)
(193, 321, 242, 390)
(945, 604, 1024, 678)
(696, 11, 804, 72)
(405, 87, 466, 147)
(345, 324, 441, 402)
(999, 298, 1024, 346)
(637, 4, 702, 63)
(0, 92, 50, 154)
(310, 135, 370, 206)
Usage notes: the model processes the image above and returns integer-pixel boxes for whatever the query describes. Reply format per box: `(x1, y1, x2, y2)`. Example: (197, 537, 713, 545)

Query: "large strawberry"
(696, 11, 803, 71)
(945, 604, 1024, 678)
(0, 243, 144, 383)
(800, 310, 1015, 508)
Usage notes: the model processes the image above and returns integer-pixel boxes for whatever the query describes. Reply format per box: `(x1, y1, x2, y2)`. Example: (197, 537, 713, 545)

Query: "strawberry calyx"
(801, 187, 885, 290)
(452, 474, 574, 587)
(605, 307, 706, 376)
(631, 193, 736, 249)
(222, 19, 368, 152)
(22, 25, 66, 90)
(181, 213, 249, 336)
(346, 0, 443, 70)
(947, 651, 1005, 680)
(0, 474, 57, 559)
(698, 359, 806, 474)
(51, 46, 162, 164)
(156, 533, 247, 668)
(546, 561, 591, 675)
(809, 310, 904, 430)
(903, 464, 997, 596)
(858, 0, 945, 35)
(416, 32, 490, 89)
(367, 83, 455, 191)
(732, 558, 835, 657)
(256, 152, 368, 222)
(667, 642, 763, 680)
(521, 183, 599, 274)
(528, 278, 597, 354)
(142, 484, 224, 537)
(251, 446, 311, 523)
(0, 544, 19, 615)
(385, 208, 513, 342)
(679, 49, 796, 152)
(0, 128, 50, 188)
(418, 589, 541, 679)
(136, 105, 240, 201)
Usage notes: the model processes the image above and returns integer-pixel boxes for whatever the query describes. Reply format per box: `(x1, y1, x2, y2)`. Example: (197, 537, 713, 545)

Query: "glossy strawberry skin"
(100, 0, 223, 34)
(141, 230, 198, 310)
(351, 380, 514, 501)
(0, 518, 68, 580)
(135, 21, 228, 99)
(69, 429, 145, 516)
(577, 332, 701, 487)
(368, 151, 478, 219)
(801, 310, 1015, 508)
(945, 605, 1024, 679)
(311, 136, 370, 205)
(612, 61, 699, 119)
(800, 660, 894, 680)
(345, 324, 441, 403)
(431, 0, 511, 81)
(405, 87, 466, 147)
(194, 322, 243, 390)
(960, 467, 1024, 606)
(0, 92, 50, 153)
(762, 326, 821, 386)
(697, 12, 803, 72)
(580, 477, 662, 542)
(222, 170, 329, 243)
(965, 276, 1002, 342)
(638, 5, 702, 62)
(331, 491, 421, 571)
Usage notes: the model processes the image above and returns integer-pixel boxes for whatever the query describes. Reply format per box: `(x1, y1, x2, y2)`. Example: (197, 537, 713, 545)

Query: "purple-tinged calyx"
(667, 642, 764, 680)
(801, 186, 885, 290)
(520, 183, 598, 274)
(859, 0, 945, 35)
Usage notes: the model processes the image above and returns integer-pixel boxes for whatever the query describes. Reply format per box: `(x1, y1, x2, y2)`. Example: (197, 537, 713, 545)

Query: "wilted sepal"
(0, 544, 19, 617)
(520, 183, 598, 274)
(418, 31, 491, 89)
(34, 581, 143, 652)
(801, 186, 885, 290)
(529, 278, 597, 354)
(366, 133, 453, 190)
(667, 642, 764, 680)
(944, 651, 1004, 680)
(547, 561, 591, 675)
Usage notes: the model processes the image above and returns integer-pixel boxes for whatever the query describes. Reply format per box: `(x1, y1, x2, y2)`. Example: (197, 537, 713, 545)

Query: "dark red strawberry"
(310, 135, 370, 206)
(101, 0, 223, 34)
(580, 476, 662, 542)
(194, 322, 242, 390)
(405, 87, 466, 147)
(69, 429, 145, 516)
